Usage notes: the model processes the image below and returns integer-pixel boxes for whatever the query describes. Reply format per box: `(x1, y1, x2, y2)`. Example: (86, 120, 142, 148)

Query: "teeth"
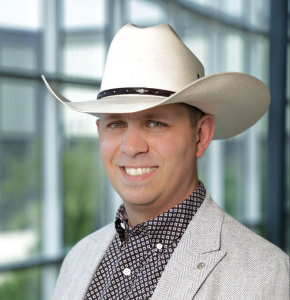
(125, 167, 157, 176)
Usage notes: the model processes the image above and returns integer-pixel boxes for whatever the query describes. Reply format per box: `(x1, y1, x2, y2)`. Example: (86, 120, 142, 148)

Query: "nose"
(120, 126, 149, 157)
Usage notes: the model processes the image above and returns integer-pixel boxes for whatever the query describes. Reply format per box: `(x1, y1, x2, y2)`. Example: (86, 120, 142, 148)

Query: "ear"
(96, 119, 100, 132)
(195, 114, 215, 158)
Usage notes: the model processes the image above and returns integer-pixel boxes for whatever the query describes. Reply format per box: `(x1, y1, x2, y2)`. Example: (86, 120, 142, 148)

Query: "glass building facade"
(0, 0, 289, 299)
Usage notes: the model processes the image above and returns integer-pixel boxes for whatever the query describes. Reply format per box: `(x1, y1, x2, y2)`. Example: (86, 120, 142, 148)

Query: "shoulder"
(220, 213, 289, 298)
(200, 194, 288, 263)
(74, 222, 115, 248)
(61, 222, 116, 271)
(221, 212, 289, 262)
(82, 222, 116, 244)
(189, 196, 290, 299)
(218, 210, 289, 289)
(52, 223, 116, 300)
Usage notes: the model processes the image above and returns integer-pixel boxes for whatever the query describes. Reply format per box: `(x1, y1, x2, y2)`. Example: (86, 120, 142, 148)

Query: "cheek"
(161, 134, 195, 158)
(99, 135, 119, 167)
(158, 135, 196, 172)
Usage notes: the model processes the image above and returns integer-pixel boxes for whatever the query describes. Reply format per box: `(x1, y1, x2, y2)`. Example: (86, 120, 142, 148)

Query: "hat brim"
(41, 72, 270, 140)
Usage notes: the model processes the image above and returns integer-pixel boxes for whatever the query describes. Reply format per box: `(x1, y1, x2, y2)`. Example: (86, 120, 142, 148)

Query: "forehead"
(100, 103, 187, 121)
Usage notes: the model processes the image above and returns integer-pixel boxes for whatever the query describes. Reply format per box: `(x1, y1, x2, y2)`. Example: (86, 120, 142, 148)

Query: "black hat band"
(97, 87, 175, 99)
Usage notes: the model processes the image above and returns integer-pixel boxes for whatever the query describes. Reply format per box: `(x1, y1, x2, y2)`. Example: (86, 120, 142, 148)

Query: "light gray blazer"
(53, 191, 289, 300)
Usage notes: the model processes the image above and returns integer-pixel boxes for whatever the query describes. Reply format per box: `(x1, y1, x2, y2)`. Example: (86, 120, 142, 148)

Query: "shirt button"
(121, 223, 126, 229)
(156, 243, 163, 250)
(123, 268, 131, 276)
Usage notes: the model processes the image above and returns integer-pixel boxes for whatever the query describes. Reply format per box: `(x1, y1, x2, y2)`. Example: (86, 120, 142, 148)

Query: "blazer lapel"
(58, 224, 117, 300)
(151, 192, 227, 300)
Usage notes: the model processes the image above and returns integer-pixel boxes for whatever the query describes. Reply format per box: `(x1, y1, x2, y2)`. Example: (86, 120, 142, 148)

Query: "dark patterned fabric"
(84, 182, 206, 300)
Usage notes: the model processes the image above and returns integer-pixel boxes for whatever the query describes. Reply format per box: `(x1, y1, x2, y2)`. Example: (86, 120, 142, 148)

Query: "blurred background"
(0, 0, 289, 299)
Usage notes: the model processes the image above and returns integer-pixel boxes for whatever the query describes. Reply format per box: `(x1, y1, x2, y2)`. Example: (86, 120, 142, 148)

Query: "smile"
(123, 167, 158, 176)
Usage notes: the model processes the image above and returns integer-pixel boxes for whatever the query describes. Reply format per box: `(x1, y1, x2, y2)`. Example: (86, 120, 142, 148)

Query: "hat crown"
(101, 23, 205, 92)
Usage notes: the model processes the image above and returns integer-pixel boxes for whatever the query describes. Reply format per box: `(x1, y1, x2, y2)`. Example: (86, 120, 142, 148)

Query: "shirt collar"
(115, 181, 206, 243)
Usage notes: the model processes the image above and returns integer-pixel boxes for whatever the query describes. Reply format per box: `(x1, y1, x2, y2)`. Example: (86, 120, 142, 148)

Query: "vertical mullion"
(266, 0, 288, 250)
(41, 0, 63, 299)
(242, 32, 262, 228)
(207, 23, 225, 210)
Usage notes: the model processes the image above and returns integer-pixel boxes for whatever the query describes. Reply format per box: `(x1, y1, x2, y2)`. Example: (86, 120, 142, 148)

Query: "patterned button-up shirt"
(84, 182, 206, 300)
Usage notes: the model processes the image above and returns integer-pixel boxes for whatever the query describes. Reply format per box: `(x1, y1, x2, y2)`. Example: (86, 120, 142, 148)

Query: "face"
(97, 104, 200, 214)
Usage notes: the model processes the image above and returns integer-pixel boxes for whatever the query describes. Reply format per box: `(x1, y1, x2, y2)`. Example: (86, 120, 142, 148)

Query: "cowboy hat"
(41, 23, 270, 139)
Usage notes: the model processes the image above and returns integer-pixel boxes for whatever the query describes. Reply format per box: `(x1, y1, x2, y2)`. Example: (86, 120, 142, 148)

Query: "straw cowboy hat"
(42, 23, 270, 139)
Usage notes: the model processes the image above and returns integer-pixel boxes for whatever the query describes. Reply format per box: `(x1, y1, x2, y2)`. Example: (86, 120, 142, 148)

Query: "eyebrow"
(140, 113, 170, 119)
(103, 113, 170, 121)
(103, 114, 123, 120)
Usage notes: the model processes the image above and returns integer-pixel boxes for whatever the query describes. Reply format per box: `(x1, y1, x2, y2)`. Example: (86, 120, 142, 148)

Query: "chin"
(122, 194, 158, 207)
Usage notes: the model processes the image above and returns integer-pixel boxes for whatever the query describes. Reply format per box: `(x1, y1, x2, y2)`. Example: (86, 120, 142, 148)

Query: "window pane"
(0, 79, 41, 266)
(185, 0, 269, 29)
(186, 0, 218, 10)
(0, 31, 40, 72)
(248, 0, 270, 29)
(0, 79, 37, 134)
(225, 31, 245, 72)
(0, 268, 41, 300)
(220, 0, 244, 18)
(62, 0, 105, 29)
(0, 0, 40, 30)
(61, 32, 106, 79)
(61, 85, 100, 137)
(128, 0, 167, 25)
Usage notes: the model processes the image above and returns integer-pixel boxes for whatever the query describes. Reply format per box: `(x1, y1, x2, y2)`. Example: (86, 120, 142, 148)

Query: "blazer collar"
(183, 190, 224, 253)
(151, 191, 227, 300)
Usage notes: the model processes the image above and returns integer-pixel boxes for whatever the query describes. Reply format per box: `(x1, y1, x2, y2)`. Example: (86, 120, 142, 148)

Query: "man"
(42, 24, 289, 300)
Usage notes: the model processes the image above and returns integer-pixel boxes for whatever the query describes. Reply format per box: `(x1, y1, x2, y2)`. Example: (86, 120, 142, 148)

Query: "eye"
(109, 122, 124, 128)
(148, 121, 165, 128)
